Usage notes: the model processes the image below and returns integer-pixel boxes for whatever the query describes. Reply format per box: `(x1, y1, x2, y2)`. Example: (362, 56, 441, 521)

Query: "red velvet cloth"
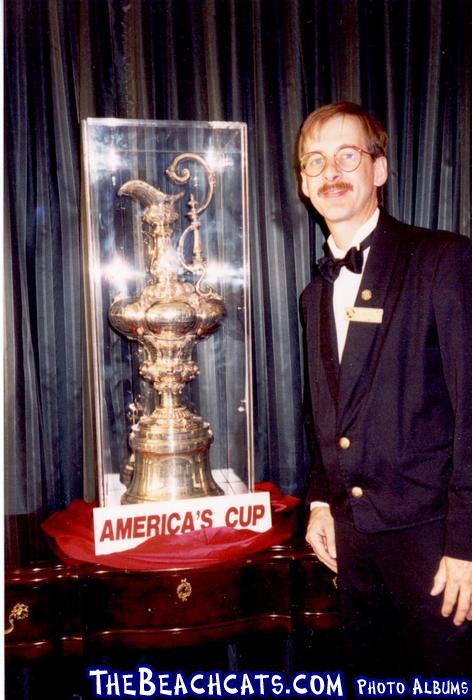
(41, 483, 299, 570)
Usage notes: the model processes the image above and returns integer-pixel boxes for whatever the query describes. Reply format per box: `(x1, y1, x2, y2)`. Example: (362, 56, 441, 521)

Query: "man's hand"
(305, 506, 338, 573)
(431, 556, 472, 625)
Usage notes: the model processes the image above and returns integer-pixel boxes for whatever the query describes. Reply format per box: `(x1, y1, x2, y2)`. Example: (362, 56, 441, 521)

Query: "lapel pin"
(361, 289, 373, 301)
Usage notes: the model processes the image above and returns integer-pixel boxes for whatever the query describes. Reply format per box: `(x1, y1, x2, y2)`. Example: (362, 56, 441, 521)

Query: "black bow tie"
(317, 233, 373, 283)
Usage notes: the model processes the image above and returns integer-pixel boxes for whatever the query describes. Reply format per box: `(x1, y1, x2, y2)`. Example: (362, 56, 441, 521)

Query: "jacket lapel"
(303, 274, 339, 410)
(320, 277, 340, 406)
(337, 210, 410, 425)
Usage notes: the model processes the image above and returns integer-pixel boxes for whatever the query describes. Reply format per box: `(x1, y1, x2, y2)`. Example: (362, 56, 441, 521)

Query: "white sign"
(93, 491, 272, 555)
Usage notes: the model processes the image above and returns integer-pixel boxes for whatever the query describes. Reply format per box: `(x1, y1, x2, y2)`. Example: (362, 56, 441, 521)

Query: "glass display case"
(82, 119, 253, 507)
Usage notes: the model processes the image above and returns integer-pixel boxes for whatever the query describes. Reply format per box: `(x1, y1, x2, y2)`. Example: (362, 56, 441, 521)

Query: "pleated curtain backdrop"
(5, 0, 471, 564)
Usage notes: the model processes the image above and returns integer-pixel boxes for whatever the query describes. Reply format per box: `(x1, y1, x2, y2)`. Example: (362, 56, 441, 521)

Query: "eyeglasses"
(300, 145, 373, 177)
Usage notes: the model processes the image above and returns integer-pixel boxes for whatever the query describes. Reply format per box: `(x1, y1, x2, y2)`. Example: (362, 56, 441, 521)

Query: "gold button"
(339, 436, 351, 449)
(351, 486, 364, 499)
(361, 289, 372, 301)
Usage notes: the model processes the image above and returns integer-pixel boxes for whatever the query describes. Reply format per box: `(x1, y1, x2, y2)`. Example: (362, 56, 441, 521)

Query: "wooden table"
(5, 541, 339, 660)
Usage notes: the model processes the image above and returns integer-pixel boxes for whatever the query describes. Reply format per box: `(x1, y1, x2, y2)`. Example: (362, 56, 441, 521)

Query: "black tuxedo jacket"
(300, 209, 472, 560)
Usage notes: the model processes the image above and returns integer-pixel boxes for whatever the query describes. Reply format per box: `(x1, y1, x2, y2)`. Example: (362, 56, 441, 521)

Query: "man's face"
(300, 114, 388, 233)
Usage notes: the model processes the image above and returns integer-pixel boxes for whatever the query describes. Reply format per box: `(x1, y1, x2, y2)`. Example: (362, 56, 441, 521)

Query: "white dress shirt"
(327, 208, 380, 361)
(310, 208, 380, 510)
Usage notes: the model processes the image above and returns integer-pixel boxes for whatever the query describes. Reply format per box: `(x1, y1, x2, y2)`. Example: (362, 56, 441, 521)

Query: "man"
(299, 101, 472, 677)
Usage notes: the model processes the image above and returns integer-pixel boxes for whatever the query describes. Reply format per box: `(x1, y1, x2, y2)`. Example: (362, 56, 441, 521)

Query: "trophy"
(108, 154, 225, 503)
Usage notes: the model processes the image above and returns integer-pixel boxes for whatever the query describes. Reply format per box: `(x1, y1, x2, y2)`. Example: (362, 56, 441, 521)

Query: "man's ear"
(373, 156, 388, 188)
(301, 172, 309, 198)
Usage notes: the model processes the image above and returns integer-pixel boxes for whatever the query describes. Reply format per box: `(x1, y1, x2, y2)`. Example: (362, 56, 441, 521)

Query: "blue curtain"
(5, 0, 471, 564)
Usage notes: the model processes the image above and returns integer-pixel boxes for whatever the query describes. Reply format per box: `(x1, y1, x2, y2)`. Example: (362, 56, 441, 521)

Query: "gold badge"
(345, 307, 383, 324)
(361, 289, 372, 301)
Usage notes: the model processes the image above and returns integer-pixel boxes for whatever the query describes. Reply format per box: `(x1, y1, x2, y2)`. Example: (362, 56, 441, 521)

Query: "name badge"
(345, 306, 384, 324)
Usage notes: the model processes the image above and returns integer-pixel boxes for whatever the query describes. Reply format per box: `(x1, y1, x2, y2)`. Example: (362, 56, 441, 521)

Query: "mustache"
(317, 182, 353, 196)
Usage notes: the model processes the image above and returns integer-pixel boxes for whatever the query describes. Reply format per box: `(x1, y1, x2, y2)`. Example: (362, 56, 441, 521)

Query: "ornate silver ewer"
(109, 154, 225, 503)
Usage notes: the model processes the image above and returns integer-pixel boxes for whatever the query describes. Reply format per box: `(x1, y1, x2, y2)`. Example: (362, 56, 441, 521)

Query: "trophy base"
(120, 406, 224, 503)
(120, 451, 223, 503)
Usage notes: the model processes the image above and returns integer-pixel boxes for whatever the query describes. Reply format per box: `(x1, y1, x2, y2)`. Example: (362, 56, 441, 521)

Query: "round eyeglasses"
(300, 145, 373, 177)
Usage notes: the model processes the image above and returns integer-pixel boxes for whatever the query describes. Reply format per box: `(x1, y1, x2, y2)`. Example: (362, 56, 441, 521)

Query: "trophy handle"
(166, 153, 215, 215)
(168, 155, 217, 297)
